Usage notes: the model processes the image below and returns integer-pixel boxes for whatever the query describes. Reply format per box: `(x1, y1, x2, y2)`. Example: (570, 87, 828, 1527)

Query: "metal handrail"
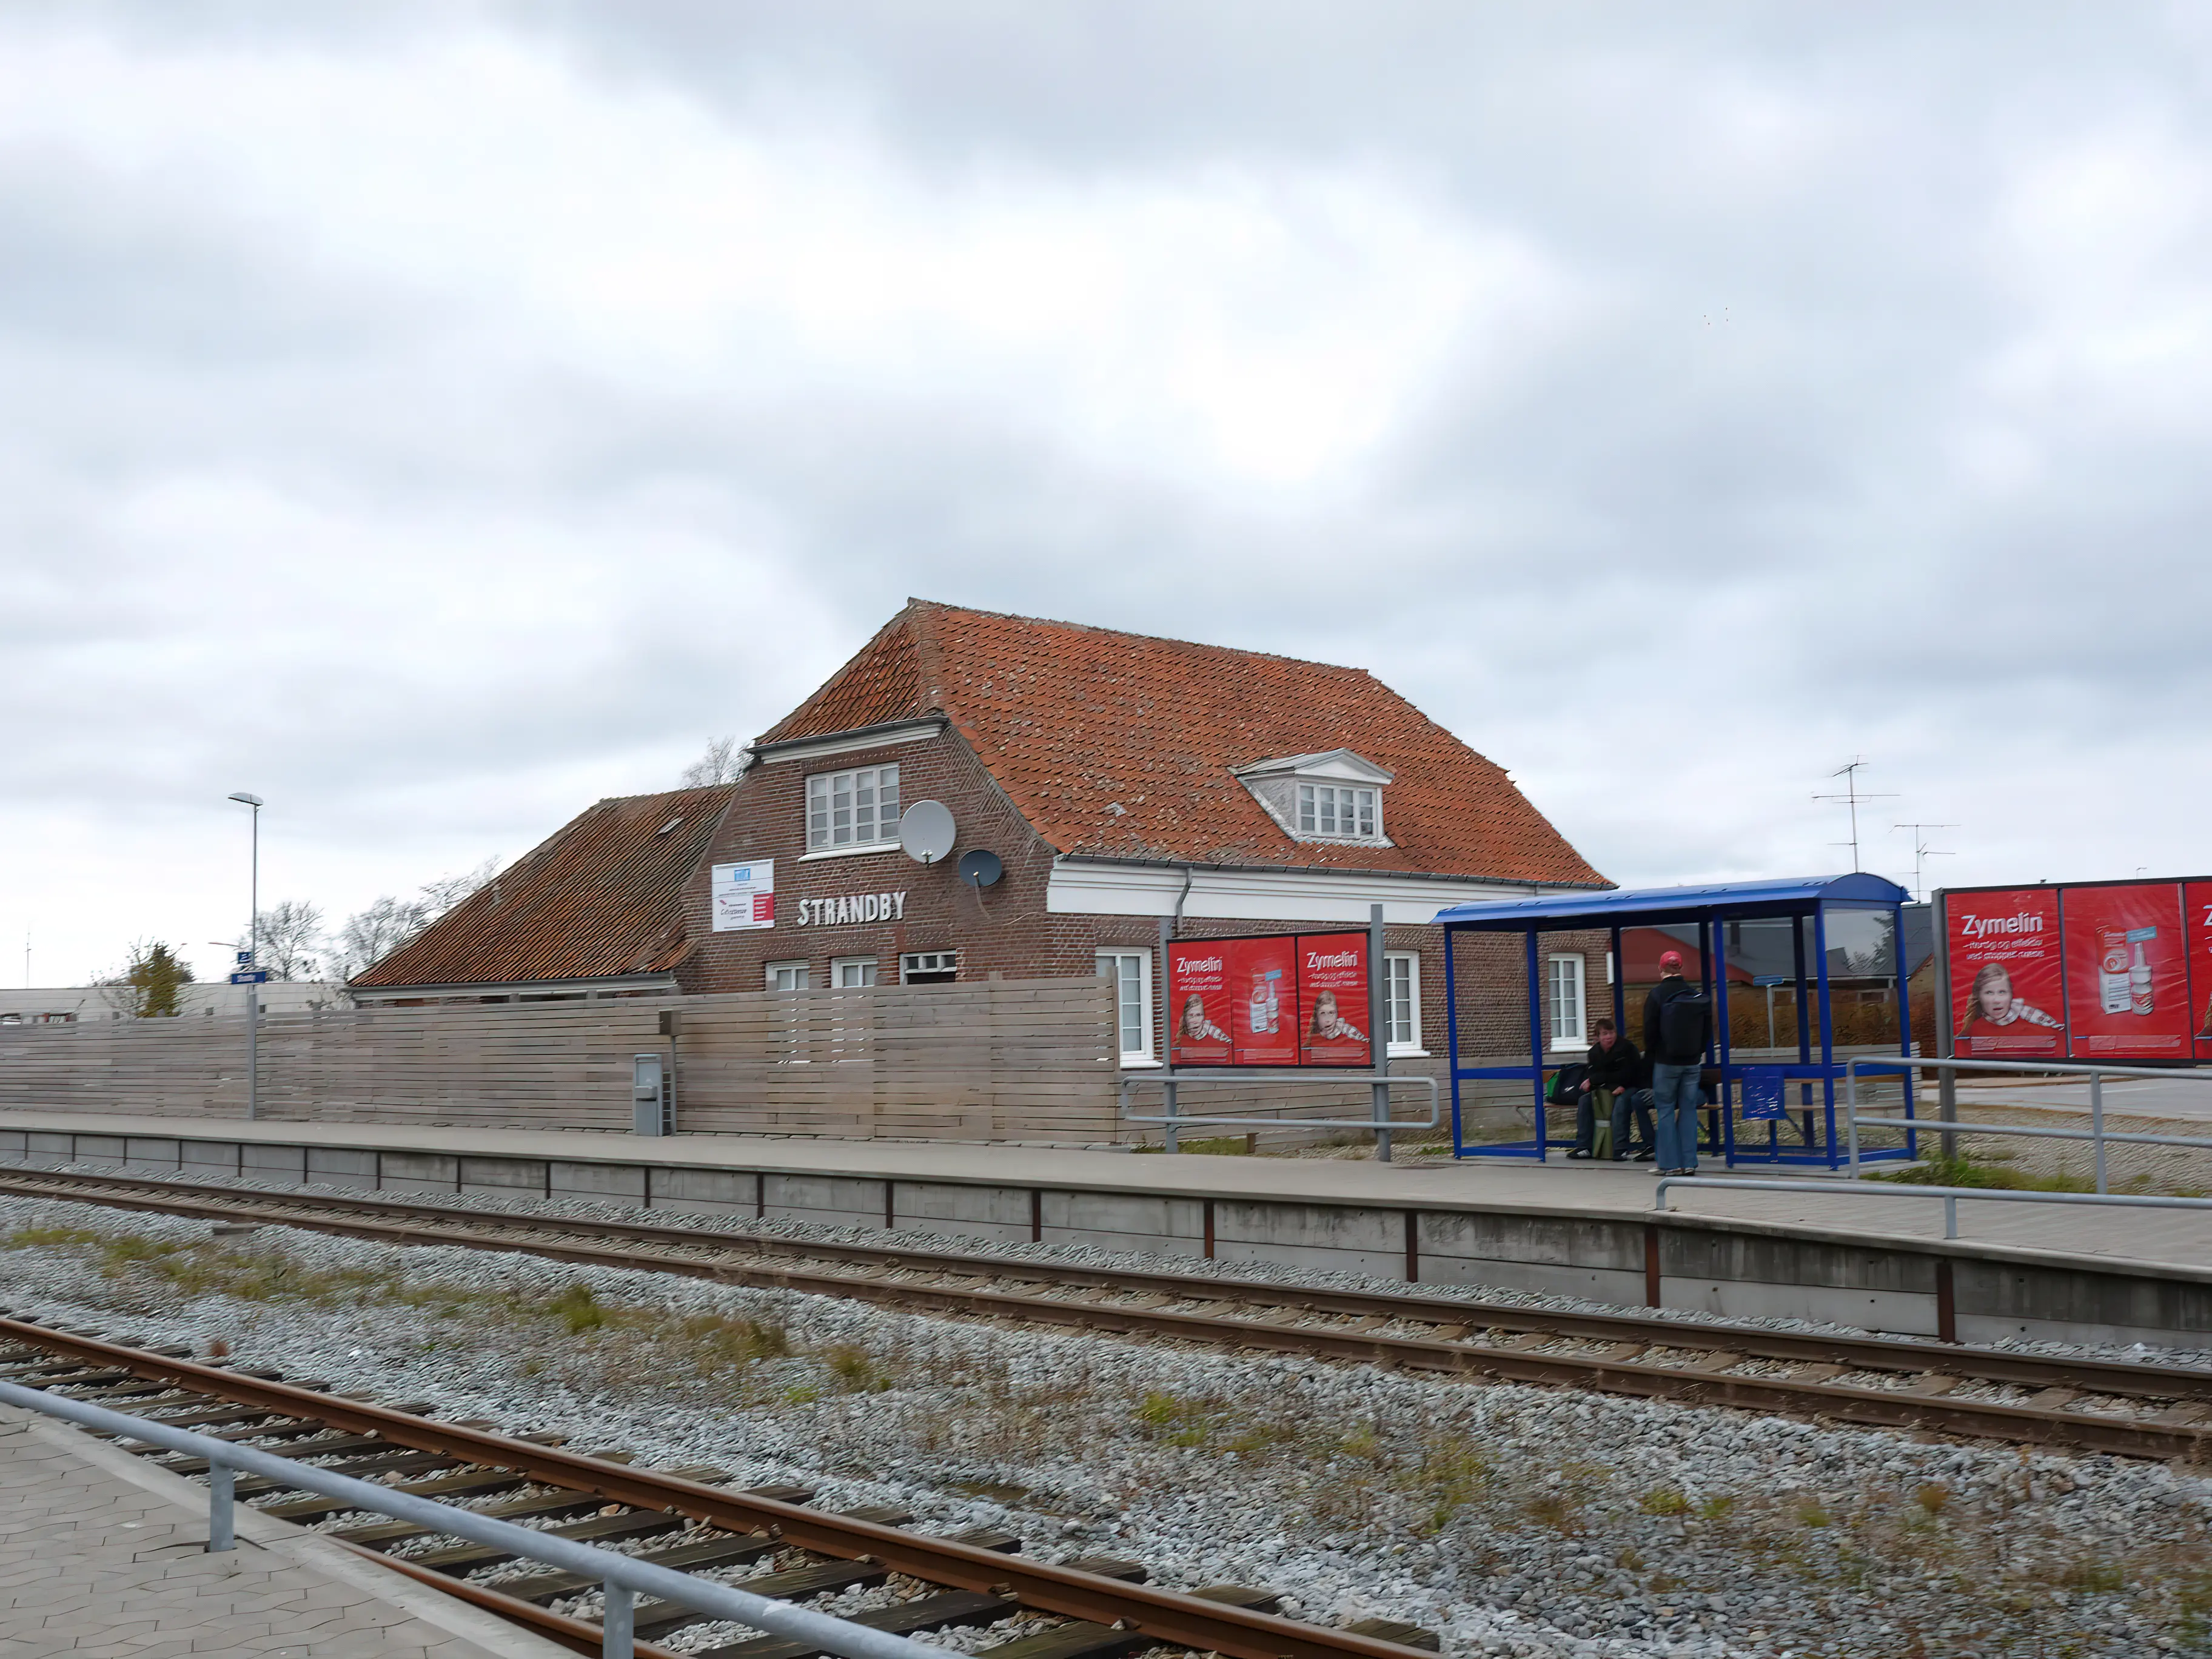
(1653, 1174, 2212, 1239)
(0, 1378, 939, 1659)
(1845, 1054, 2212, 1189)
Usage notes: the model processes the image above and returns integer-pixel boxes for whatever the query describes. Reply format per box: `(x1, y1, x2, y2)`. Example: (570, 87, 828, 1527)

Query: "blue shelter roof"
(1433, 873, 1908, 929)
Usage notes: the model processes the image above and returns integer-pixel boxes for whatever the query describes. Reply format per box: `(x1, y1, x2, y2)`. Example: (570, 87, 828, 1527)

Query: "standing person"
(1642, 949, 1711, 1176)
(1578, 1017, 1652, 1162)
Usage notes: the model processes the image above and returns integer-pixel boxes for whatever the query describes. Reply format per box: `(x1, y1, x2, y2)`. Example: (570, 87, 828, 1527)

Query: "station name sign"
(1166, 931, 1372, 1068)
(797, 891, 908, 927)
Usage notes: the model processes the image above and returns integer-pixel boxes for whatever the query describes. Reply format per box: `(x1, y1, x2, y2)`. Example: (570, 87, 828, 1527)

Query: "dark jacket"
(1585, 1034, 1642, 1092)
(1643, 976, 1709, 1066)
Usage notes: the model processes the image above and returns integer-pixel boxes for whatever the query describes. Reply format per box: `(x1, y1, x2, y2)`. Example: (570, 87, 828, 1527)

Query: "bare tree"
(680, 736, 747, 786)
(332, 857, 503, 981)
(254, 900, 326, 981)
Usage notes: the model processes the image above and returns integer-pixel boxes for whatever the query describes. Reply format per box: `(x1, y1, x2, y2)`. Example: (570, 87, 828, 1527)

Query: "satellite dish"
(957, 848, 1004, 888)
(899, 800, 956, 864)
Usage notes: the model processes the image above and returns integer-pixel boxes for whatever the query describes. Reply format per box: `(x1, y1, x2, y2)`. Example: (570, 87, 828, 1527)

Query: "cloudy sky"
(5, 3, 2208, 986)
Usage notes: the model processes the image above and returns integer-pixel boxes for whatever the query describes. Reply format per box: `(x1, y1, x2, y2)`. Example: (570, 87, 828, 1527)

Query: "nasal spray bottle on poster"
(2100, 928, 2131, 1014)
(2131, 943, 2155, 1016)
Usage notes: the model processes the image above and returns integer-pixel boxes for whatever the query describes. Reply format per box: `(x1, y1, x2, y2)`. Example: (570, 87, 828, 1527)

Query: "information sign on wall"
(709, 860, 776, 931)
(1167, 931, 1371, 1068)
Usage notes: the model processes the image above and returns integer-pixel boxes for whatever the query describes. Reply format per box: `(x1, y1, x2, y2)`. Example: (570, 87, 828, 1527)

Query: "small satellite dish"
(957, 848, 1003, 888)
(899, 800, 956, 864)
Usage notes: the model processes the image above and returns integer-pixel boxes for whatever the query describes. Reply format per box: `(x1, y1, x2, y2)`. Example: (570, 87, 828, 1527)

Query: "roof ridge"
(903, 597, 1378, 678)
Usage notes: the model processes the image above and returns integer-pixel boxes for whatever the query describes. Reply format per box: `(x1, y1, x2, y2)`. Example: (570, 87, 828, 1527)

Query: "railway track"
(0, 1312, 1440, 1659)
(2, 1164, 2210, 1463)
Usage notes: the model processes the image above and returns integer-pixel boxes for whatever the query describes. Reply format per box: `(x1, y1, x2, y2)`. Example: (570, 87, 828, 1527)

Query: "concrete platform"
(1, 1111, 2208, 1351)
(0, 1398, 563, 1658)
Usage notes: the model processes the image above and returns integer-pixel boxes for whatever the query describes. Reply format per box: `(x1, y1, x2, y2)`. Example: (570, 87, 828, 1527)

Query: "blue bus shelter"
(1431, 874, 1917, 1168)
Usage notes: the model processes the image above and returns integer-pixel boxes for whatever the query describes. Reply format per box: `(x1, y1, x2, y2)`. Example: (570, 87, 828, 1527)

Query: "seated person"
(1569, 1017, 1652, 1161)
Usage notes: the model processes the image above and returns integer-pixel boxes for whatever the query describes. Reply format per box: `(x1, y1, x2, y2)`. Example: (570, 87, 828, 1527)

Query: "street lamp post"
(227, 793, 264, 1121)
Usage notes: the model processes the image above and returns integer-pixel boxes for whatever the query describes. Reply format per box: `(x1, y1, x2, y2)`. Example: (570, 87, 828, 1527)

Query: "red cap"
(1659, 950, 1684, 971)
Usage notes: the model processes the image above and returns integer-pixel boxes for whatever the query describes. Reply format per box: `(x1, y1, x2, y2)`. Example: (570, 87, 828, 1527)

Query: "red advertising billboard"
(1164, 940, 1234, 1066)
(1297, 931, 1372, 1067)
(1166, 931, 1378, 1068)
(1945, 886, 2065, 1059)
(2062, 882, 2193, 1060)
(1226, 935, 1300, 1067)
(2191, 881, 2212, 1062)
(1944, 877, 2212, 1064)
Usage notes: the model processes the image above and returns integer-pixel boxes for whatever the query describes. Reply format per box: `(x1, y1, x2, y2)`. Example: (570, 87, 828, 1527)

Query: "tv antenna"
(1892, 822, 1957, 903)
(1812, 757, 1897, 873)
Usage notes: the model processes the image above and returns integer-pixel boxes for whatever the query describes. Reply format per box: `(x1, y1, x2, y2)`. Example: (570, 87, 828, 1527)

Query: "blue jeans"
(1651, 1063, 1702, 1171)
(1610, 1087, 1654, 1155)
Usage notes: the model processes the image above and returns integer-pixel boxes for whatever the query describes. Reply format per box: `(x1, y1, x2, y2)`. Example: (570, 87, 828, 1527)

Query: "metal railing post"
(2092, 1071, 2106, 1194)
(206, 1461, 235, 1552)
(1943, 1193, 1958, 1240)
(1162, 1078, 1179, 1153)
(603, 1584, 634, 1658)
(1846, 1060, 1862, 1178)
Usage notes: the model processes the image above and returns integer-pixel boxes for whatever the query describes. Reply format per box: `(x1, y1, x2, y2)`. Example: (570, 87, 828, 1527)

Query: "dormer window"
(1232, 749, 1394, 846)
(1299, 784, 1376, 839)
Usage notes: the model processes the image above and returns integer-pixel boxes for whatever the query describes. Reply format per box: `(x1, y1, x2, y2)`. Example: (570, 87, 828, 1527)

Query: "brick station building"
(356, 601, 1612, 1067)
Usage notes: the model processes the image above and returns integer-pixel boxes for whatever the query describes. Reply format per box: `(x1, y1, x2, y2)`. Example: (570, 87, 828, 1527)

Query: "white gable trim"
(754, 719, 946, 766)
(1047, 858, 1566, 927)
(1230, 748, 1395, 785)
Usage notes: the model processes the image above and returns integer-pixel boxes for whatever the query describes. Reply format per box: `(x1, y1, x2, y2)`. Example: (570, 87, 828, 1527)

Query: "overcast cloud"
(4, 3, 2209, 985)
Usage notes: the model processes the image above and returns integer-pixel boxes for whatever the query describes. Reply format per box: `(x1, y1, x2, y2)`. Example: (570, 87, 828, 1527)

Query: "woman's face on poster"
(1978, 974, 2013, 1019)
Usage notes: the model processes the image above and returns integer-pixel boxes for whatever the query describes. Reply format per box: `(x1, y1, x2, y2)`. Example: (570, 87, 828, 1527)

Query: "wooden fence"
(0, 979, 1122, 1143)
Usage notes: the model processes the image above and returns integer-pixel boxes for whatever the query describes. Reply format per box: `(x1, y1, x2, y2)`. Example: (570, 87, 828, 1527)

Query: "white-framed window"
(1096, 950, 1154, 1063)
(831, 957, 878, 988)
(1384, 951, 1423, 1054)
(901, 950, 957, 985)
(1547, 954, 1586, 1050)
(805, 764, 901, 852)
(766, 960, 811, 992)
(1297, 783, 1379, 840)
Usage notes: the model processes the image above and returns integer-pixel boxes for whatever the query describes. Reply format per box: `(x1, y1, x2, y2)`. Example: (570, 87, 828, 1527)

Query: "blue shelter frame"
(1432, 874, 1917, 1168)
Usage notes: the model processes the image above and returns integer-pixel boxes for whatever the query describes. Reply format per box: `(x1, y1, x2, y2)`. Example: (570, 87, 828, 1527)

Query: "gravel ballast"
(4, 1190, 2210, 1657)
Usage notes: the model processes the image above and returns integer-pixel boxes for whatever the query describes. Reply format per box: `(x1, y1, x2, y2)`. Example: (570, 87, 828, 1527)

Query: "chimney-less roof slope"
(350, 782, 738, 989)
(763, 601, 1604, 886)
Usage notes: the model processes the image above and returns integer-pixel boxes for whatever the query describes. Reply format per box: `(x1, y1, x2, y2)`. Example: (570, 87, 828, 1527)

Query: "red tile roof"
(763, 601, 1606, 887)
(350, 783, 737, 989)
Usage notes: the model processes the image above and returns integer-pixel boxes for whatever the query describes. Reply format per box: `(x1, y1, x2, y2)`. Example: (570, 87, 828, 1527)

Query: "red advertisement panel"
(1296, 932, 1372, 1067)
(1226, 936, 1299, 1067)
(1946, 888, 2065, 1059)
(2062, 882, 2191, 1059)
(2190, 882, 2212, 1061)
(1165, 941, 1234, 1067)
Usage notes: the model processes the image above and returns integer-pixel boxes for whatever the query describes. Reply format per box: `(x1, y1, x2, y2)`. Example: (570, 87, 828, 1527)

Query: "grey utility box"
(632, 1052, 669, 1136)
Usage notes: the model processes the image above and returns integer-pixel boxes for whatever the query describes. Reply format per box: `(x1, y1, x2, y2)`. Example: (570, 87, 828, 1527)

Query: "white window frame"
(1384, 951, 1425, 1056)
(1547, 953, 1586, 1051)
(805, 764, 902, 853)
(1096, 949, 1156, 1067)
(900, 950, 958, 984)
(831, 956, 879, 988)
(766, 960, 811, 993)
(1295, 782, 1381, 842)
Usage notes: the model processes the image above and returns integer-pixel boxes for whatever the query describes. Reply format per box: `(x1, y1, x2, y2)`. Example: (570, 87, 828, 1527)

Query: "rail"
(1117, 1071, 1439, 1159)
(1845, 1055, 2212, 1189)
(0, 1377, 939, 1659)
(1653, 1174, 2212, 1239)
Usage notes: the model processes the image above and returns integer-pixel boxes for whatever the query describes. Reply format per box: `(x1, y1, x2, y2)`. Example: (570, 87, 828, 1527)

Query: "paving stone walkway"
(0, 1406, 555, 1659)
